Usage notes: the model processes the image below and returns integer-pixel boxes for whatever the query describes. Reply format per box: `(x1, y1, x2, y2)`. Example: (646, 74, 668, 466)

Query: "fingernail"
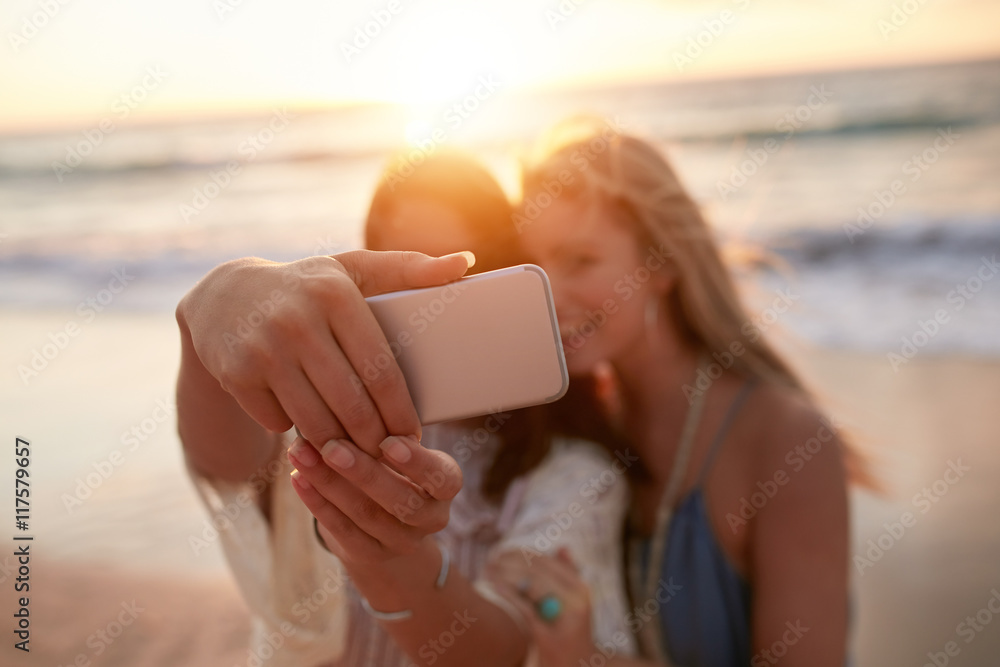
(443, 251, 476, 270)
(321, 439, 355, 469)
(290, 469, 311, 489)
(379, 436, 412, 463)
(288, 438, 320, 468)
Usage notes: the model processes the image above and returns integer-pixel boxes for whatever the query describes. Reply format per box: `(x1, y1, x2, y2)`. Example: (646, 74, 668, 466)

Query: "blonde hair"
(521, 120, 877, 488)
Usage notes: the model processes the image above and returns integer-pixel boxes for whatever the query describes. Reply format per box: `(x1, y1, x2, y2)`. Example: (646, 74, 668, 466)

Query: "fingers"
(268, 364, 347, 445)
(288, 467, 383, 562)
(487, 551, 535, 595)
(488, 579, 550, 635)
(377, 436, 464, 500)
(531, 552, 586, 597)
(298, 331, 390, 457)
(319, 281, 422, 452)
(333, 249, 474, 298)
(487, 550, 588, 610)
(195, 251, 475, 461)
(289, 456, 426, 557)
(230, 386, 294, 434)
(288, 436, 450, 535)
(486, 550, 595, 661)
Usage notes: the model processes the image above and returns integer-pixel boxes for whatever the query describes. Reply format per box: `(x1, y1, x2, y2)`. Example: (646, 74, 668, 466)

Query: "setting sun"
(378, 8, 527, 106)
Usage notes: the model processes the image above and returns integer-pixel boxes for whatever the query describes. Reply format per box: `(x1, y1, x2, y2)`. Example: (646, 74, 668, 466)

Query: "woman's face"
(519, 196, 670, 375)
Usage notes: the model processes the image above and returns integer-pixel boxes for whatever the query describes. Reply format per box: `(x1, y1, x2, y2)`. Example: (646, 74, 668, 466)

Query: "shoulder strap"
(695, 377, 758, 486)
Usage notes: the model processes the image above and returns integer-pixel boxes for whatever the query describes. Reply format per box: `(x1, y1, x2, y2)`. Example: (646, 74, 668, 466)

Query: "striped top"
(188, 422, 638, 666)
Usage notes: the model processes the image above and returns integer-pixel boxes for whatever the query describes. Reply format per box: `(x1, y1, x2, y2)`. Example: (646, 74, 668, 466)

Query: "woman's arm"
(749, 399, 849, 666)
(288, 435, 529, 667)
(175, 250, 472, 482)
(176, 292, 278, 481)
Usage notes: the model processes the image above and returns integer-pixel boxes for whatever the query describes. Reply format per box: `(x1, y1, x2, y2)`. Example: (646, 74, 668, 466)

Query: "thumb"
(333, 249, 475, 297)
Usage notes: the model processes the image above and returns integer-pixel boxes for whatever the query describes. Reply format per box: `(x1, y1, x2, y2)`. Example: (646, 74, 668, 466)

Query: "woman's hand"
(286, 433, 462, 568)
(289, 435, 537, 667)
(486, 548, 598, 667)
(176, 250, 473, 461)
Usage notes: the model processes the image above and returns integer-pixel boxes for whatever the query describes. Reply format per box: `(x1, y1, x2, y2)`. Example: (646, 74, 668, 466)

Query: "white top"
(187, 422, 637, 666)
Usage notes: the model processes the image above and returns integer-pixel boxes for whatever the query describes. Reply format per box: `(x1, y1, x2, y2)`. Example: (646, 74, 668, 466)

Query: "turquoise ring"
(536, 594, 562, 622)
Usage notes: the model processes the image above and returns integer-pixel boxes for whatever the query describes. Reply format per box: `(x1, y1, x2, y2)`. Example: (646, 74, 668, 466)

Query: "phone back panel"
(365, 265, 568, 424)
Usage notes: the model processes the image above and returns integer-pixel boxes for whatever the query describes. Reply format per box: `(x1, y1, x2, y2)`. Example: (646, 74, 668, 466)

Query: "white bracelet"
(360, 596, 414, 621)
(435, 539, 451, 589)
(359, 541, 450, 622)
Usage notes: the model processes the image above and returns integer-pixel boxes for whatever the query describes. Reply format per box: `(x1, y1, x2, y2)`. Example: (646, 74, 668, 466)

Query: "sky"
(1, 0, 998, 132)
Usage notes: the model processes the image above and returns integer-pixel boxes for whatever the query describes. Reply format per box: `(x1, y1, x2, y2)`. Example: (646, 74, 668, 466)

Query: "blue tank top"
(632, 380, 756, 666)
(632, 380, 853, 666)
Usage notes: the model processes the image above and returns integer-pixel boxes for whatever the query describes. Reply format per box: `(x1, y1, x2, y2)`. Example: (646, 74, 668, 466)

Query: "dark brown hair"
(364, 149, 632, 502)
(366, 149, 519, 274)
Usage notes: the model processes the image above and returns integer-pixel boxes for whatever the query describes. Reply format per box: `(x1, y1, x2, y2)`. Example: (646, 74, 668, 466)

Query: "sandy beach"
(1, 309, 999, 666)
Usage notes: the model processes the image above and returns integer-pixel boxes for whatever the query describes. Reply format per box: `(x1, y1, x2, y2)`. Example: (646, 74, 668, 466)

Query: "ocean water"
(2, 57, 999, 356)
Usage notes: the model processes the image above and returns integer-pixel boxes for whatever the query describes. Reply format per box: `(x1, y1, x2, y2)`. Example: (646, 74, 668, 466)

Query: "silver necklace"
(627, 357, 710, 663)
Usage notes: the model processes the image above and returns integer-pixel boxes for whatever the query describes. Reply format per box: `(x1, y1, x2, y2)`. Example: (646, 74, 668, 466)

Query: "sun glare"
(385, 10, 526, 107)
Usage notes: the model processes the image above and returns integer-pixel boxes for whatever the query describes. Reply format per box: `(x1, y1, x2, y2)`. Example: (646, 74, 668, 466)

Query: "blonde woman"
(487, 126, 869, 666)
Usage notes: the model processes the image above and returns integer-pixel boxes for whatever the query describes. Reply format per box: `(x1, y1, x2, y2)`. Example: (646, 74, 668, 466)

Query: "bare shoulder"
(734, 381, 849, 524)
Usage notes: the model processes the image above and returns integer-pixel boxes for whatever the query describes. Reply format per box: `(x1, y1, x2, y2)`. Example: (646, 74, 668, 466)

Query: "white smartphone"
(364, 264, 569, 424)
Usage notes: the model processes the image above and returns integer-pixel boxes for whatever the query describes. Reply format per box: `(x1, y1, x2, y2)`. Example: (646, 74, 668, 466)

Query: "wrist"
(349, 538, 445, 614)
